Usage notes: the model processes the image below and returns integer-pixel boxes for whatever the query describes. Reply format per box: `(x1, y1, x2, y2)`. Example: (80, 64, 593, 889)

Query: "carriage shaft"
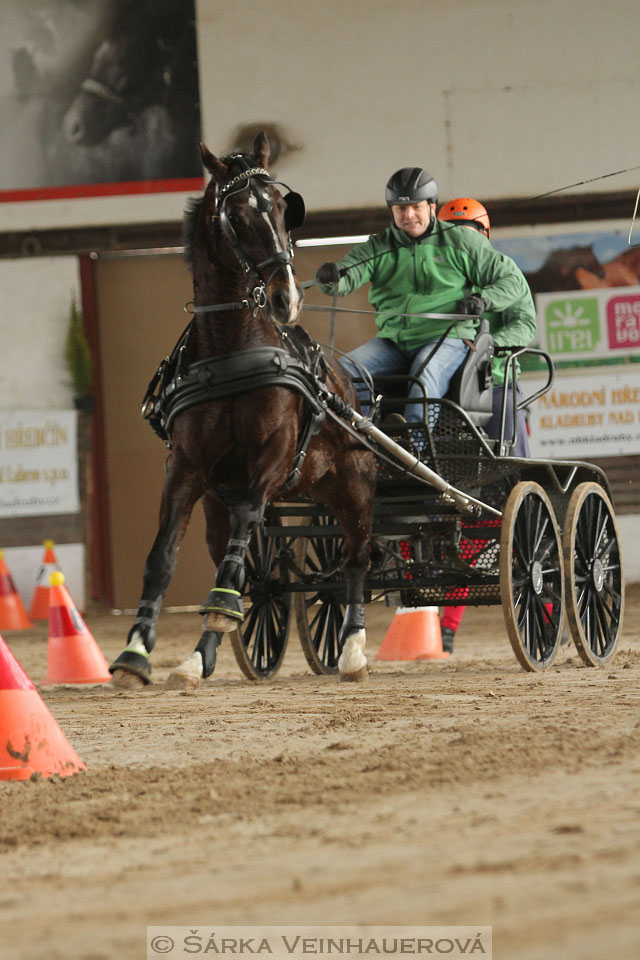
(350, 411, 502, 518)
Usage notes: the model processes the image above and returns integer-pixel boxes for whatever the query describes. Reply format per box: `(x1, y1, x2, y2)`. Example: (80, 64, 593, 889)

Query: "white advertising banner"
(534, 284, 640, 361)
(526, 368, 640, 459)
(0, 410, 79, 517)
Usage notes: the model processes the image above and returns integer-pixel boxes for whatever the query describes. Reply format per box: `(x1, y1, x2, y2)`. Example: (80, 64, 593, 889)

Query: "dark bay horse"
(109, 132, 376, 689)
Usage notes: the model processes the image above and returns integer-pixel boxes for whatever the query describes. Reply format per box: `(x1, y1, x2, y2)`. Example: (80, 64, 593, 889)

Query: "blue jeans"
(340, 336, 469, 422)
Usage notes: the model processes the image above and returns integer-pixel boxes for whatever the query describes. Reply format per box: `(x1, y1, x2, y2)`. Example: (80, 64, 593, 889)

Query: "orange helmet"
(438, 198, 490, 237)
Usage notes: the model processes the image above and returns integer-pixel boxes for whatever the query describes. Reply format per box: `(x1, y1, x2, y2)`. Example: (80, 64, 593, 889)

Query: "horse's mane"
(182, 195, 203, 266)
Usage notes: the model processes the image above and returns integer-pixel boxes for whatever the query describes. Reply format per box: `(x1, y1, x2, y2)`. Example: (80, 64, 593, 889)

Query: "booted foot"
(441, 626, 455, 654)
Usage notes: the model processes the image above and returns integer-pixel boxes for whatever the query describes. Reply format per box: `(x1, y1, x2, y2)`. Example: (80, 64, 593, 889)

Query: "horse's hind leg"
(320, 458, 374, 682)
(110, 464, 201, 688)
(167, 493, 229, 690)
(336, 517, 371, 682)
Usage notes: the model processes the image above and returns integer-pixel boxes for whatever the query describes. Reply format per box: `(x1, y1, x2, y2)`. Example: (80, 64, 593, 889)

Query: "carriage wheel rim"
(563, 484, 624, 666)
(500, 481, 564, 672)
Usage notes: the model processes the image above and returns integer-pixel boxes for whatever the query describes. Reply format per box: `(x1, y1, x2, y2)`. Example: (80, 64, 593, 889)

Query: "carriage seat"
(445, 319, 495, 427)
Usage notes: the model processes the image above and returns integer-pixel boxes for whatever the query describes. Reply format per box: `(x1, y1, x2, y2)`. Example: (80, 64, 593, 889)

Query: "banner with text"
(526, 368, 640, 458)
(534, 284, 640, 362)
(0, 410, 79, 517)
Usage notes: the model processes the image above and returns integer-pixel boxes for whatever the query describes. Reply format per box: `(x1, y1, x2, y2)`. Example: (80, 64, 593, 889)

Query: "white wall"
(0, 257, 80, 409)
(0, 0, 638, 231)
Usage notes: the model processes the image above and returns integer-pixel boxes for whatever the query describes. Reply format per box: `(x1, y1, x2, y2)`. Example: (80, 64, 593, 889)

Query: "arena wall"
(1, 0, 639, 599)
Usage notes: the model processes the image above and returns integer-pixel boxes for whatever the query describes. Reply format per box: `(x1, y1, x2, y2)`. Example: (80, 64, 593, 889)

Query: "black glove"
(457, 294, 488, 315)
(316, 262, 341, 285)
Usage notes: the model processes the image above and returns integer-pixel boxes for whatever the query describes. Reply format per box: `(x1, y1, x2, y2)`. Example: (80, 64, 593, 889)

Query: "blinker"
(284, 191, 305, 232)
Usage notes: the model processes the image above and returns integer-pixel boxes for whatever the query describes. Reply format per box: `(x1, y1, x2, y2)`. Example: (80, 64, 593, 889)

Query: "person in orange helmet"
(438, 196, 532, 455)
(438, 197, 491, 238)
(437, 198, 535, 652)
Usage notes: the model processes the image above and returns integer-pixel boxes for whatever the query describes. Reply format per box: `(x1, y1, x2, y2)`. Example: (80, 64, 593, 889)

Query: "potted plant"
(65, 294, 93, 412)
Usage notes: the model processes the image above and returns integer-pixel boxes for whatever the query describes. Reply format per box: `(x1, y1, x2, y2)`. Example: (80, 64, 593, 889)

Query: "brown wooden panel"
(95, 254, 213, 609)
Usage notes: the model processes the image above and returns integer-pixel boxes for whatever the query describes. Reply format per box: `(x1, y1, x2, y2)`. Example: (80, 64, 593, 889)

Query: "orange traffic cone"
(29, 540, 60, 620)
(0, 633, 86, 780)
(375, 606, 449, 661)
(0, 550, 32, 631)
(29, 539, 61, 620)
(42, 572, 110, 685)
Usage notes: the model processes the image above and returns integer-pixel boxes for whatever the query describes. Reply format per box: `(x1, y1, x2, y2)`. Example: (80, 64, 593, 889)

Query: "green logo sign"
(545, 297, 600, 354)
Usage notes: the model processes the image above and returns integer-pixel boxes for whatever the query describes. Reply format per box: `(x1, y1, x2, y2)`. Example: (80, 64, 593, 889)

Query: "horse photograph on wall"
(0, 0, 202, 201)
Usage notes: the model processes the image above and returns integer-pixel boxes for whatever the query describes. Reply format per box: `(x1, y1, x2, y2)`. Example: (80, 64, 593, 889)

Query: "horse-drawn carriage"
(108, 132, 624, 690)
(230, 343, 624, 679)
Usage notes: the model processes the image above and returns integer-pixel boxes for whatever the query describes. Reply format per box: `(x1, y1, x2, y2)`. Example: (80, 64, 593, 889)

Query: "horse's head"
(197, 131, 305, 325)
(63, 27, 165, 147)
(63, 37, 144, 146)
(543, 245, 605, 284)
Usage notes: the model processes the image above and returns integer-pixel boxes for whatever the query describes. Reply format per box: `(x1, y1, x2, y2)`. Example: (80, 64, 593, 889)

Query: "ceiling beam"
(0, 190, 636, 259)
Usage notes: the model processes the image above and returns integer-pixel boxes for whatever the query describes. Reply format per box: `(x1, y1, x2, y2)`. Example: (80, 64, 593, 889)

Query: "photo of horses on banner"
(1, 0, 201, 194)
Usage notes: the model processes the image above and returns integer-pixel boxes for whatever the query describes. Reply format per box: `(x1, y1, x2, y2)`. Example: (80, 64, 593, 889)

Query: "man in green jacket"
(315, 167, 536, 422)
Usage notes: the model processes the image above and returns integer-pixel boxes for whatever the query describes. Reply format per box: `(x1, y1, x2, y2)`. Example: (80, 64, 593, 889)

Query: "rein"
(185, 284, 268, 317)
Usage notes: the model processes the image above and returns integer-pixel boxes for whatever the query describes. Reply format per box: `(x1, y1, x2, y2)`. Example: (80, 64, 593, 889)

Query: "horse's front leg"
(110, 463, 201, 688)
(199, 498, 265, 633)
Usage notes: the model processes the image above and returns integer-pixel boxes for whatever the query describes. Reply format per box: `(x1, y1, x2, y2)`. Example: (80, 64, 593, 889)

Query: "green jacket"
(318, 218, 536, 386)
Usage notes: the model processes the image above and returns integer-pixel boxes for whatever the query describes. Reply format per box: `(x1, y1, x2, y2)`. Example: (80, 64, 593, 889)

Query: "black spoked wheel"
(500, 481, 564, 672)
(562, 482, 624, 666)
(229, 520, 291, 681)
(293, 516, 346, 675)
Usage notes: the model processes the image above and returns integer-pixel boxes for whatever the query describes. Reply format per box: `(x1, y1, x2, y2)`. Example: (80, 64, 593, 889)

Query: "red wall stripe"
(0, 177, 203, 203)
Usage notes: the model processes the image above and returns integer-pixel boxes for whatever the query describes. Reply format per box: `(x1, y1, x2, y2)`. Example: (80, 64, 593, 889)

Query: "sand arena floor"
(1, 590, 639, 960)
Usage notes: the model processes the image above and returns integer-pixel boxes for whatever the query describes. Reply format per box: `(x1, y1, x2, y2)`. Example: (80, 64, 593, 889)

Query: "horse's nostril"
(64, 114, 85, 143)
(272, 292, 289, 314)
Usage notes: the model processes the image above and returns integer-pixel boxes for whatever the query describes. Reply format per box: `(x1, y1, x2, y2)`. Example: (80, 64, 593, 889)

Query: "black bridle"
(197, 155, 305, 317)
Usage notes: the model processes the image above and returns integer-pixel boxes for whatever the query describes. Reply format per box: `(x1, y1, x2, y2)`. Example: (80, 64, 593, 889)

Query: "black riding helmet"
(385, 167, 438, 207)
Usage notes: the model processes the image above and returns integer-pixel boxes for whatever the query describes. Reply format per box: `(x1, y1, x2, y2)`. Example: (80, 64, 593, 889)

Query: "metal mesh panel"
(367, 512, 503, 608)
(377, 400, 520, 489)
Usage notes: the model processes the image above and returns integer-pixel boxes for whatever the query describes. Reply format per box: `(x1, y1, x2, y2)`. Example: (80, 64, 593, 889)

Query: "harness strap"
(151, 346, 325, 441)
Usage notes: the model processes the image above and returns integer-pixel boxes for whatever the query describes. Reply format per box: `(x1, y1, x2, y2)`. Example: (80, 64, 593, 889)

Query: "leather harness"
(142, 329, 328, 491)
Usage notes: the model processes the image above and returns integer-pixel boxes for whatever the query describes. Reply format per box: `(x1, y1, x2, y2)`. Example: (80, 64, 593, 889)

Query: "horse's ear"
(253, 130, 270, 169)
(200, 142, 228, 182)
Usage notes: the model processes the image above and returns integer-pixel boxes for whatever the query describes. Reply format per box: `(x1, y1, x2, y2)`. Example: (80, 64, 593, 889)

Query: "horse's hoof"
(110, 668, 147, 690)
(207, 613, 241, 633)
(166, 653, 203, 691)
(339, 665, 369, 683)
(109, 649, 152, 684)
